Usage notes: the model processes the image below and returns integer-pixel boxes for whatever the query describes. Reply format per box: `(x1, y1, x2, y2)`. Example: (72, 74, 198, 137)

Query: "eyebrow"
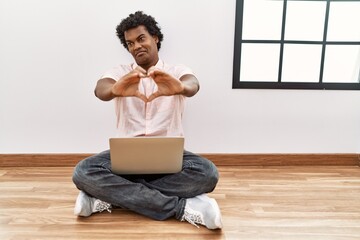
(126, 34, 146, 44)
(136, 34, 146, 41)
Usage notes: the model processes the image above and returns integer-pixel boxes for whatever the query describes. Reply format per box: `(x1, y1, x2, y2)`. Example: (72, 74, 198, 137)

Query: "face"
(124, 25, 159, 70)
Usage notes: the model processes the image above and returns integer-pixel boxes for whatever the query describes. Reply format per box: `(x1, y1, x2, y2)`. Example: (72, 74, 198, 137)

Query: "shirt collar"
(131, 59, 164, 70)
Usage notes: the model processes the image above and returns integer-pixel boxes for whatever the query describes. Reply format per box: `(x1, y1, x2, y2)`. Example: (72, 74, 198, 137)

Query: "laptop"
(109, 137, 184, 174)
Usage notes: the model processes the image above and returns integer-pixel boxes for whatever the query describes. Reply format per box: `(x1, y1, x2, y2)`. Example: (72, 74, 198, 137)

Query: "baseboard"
(0, 153, 359, 167)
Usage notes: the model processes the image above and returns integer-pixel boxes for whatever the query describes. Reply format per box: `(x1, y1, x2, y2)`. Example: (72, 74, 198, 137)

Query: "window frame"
(232, 0, 360, 90)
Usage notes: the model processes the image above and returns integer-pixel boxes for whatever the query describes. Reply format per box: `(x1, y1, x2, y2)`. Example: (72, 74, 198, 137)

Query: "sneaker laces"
(181, 206, 205, 228)
(94, 200, 112, 213)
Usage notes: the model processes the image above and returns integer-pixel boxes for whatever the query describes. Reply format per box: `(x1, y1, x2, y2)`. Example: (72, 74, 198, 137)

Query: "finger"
(135, 91, 148, 102)
(147, 66, 158, 73)
(147, 70, 155, 79)
(135, 66, 147, 74)
(137, 72, 147, 78)
(147, 68, 162, 79)
(147, 91, 161, 102)
(133, 66, 147, 78)
(124, 71, 141, 81)
(123, 71, 145, 82)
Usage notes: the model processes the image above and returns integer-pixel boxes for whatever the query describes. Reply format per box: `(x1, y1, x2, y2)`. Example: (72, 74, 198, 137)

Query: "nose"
(133, 41, 142, 50)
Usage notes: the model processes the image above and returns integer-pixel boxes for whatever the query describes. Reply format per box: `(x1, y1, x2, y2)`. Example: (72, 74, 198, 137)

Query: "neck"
(139, 57, 159, 71)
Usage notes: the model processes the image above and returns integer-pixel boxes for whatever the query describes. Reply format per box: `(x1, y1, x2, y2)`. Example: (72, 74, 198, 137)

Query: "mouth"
(135, 51, 147, 58)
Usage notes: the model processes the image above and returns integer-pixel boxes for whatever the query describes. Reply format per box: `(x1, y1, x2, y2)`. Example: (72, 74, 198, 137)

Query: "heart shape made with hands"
(112, 67, 185, 103)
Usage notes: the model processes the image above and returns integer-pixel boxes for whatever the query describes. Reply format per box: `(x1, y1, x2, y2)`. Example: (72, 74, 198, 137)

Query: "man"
(72, 11, 222, 230)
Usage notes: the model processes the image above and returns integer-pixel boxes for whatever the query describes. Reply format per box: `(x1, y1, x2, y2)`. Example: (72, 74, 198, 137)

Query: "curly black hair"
(116, 11, 164, 51)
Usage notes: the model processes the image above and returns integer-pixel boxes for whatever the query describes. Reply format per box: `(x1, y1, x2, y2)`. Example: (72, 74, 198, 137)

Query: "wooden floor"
(1, 166, 360, 240)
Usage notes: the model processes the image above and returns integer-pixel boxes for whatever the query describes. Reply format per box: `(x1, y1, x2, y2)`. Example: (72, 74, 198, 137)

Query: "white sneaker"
(74, 191, 112, 217)
(181, 194, 223, 229)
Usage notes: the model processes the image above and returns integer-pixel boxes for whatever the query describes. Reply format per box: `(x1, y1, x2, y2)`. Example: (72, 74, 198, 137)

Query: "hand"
(111, 66, 148, 102)
(147, 68, 185, 102)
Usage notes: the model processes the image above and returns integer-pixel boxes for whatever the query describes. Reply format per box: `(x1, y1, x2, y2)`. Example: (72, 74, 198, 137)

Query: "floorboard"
(1, 166, 360, 240)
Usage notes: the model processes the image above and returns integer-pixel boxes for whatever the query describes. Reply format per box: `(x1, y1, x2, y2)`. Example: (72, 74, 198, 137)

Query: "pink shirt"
(101, 59, 194, 137)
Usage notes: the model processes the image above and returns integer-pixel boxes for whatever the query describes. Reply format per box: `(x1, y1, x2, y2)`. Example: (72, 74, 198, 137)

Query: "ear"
(153, 35, 159, 43)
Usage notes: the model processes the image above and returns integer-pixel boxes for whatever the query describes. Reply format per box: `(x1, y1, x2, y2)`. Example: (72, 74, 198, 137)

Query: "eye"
(126, 42, 133, 48)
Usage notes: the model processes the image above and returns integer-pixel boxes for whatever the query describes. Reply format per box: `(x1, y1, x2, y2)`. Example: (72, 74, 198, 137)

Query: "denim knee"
(72, 159, 88, 189)
(193, 158, 219, 193)
(73, 160, 98, 193)
(205, 160, 219, 192)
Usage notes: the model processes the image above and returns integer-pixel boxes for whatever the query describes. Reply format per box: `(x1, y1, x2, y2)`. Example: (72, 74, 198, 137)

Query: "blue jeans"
(72, 150, 219, 220)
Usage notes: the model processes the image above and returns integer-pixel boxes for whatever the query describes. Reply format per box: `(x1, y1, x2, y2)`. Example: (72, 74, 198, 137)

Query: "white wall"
(1, 0, 359, 154)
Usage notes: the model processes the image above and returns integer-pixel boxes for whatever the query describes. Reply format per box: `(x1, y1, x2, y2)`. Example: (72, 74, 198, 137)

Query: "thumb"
(135, 91, 149, 102)
(147, 91, 161, 102)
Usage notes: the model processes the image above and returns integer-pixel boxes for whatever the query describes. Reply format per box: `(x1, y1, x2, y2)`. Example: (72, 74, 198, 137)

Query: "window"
(232, 0, 360, 90)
